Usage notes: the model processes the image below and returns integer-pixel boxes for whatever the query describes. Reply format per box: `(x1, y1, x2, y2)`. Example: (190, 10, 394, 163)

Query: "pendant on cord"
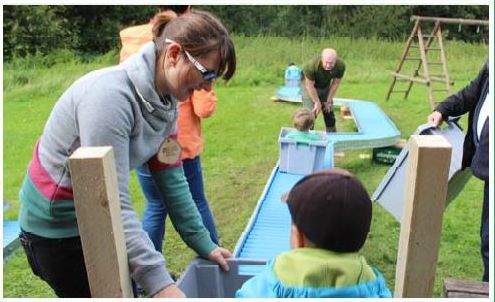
(157, 137, 181, 164)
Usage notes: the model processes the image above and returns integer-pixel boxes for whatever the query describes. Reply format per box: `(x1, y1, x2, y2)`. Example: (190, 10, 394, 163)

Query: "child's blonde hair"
(293, 108, 315, 131)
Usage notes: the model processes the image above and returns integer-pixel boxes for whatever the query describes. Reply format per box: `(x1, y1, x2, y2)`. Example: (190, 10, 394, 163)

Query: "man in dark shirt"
(302, 49, 346, 132)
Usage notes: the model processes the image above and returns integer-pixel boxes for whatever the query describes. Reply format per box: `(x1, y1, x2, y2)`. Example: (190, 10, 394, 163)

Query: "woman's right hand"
(208, 247, 232, 271)
(152, 283, 186, 298)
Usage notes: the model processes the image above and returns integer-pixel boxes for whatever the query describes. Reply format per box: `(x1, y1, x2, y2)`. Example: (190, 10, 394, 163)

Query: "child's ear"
(290, 224, 305, 248)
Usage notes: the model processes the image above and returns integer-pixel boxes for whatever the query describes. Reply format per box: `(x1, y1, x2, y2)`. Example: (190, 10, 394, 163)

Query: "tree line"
(3, 5, 489, 60)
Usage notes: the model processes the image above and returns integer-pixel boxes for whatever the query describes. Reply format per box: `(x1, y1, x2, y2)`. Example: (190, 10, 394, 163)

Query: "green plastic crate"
(372, 140, 405, 165)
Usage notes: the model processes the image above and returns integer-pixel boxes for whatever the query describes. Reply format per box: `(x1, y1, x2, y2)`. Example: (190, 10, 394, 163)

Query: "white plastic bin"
(279, 127, 328, 175)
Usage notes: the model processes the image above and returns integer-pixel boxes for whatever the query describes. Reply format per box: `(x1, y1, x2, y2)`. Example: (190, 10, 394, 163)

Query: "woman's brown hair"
(152, 10, 236, 81)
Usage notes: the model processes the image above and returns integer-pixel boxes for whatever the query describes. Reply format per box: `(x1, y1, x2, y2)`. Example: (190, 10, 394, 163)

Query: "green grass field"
(3, 36, 488, 297)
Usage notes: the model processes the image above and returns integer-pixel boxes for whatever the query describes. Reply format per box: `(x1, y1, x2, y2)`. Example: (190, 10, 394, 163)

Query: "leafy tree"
(3, 5, 489, 60)
(3, 6, 74, 59)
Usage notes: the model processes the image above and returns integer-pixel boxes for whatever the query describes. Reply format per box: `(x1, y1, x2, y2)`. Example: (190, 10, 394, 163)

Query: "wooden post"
(394, 135, 452, 298)
(69, 147, 133, 298)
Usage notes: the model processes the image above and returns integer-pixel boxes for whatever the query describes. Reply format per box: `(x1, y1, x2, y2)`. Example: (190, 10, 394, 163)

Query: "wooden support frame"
(69, 147, 133, 298)
(386, 19, 420, 101)
(386, 15, 488, 110)
(436, 25, 452, 96)
(394, 135, 452, 298)
(411, 15, 489, 26)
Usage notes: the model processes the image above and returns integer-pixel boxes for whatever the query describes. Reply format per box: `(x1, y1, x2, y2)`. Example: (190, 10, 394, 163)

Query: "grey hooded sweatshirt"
(18, 42, 217, 296)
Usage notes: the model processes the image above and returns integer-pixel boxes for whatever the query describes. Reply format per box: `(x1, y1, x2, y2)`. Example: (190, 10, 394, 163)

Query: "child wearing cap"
(285, 108, 324, 142)
(235, 168, 391, 298)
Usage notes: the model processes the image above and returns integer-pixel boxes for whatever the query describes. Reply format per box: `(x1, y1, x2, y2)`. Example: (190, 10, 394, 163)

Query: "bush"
(3, 5, 154, 60)
(3, 6, 74, 60)
(3, 5, 489, 61)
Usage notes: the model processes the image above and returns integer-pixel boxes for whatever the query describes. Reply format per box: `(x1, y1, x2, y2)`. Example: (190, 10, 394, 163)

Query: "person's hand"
(208, 247, 232, 271)
(323, 100, 333, 113)
(152, 283, 186, 298)
(428, 111, 444, 127)
(312, 101, 321, 116)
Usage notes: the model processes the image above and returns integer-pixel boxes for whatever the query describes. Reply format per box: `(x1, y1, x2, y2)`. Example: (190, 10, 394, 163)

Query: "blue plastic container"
(3, 221, 20, 258)
(278, 127, 328, 175)
(284, 65, 302, 87)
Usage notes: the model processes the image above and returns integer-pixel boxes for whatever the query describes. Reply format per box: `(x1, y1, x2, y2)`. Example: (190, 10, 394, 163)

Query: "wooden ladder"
(386, 17, 452, 110)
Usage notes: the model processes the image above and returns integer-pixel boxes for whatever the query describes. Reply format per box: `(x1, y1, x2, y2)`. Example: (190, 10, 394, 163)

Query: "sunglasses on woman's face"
(165, 39, 218, 81)
(183, 50, 218, 81)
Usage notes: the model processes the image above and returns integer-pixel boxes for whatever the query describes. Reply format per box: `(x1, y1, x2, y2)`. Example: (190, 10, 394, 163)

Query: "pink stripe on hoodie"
(28, 139, 73, 201)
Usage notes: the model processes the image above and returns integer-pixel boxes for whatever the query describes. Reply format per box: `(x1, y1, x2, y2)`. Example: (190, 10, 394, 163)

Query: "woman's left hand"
(208, 247, 232, 271)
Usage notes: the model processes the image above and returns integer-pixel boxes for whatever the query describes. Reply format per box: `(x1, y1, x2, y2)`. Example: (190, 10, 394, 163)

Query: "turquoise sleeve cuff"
(150, 166, 217, 257)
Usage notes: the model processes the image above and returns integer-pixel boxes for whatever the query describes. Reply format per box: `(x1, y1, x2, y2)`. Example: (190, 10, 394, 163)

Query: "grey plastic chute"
(373, 121, 471, 222)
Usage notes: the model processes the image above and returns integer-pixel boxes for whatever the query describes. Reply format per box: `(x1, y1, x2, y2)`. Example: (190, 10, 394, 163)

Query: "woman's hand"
(208, 247, 232, 271)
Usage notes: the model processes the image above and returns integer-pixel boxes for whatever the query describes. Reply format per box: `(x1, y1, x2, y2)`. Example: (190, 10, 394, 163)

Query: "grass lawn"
(3, 36, 488, 297)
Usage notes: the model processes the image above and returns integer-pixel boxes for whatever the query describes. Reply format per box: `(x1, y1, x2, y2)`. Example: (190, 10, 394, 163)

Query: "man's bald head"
(321, 48, 337, 71)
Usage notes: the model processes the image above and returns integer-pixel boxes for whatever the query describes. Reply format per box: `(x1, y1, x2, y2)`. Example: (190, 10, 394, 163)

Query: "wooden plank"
(447, 292, 488, 298)
(417, 27, 436, 110)
(385, 19, 420, 101)
(405, 21, 440, 101)
(436, 26, 452, 96)
(430, 76, 453, 84)
(443, 278, 489, 297)
(416, 26, 430, 81)
(396, 19, 420, 72)
(69, 146, 133, 298)
(417, 75, 453, 85)
(394, 135, 452, 298)
(391, 72, 428, 84)
(424, 21, 440, 54)
(411, 15, 489, 26)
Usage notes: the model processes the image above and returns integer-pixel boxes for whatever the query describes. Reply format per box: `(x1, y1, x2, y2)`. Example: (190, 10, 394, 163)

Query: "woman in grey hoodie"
(18, 10, 236, 298)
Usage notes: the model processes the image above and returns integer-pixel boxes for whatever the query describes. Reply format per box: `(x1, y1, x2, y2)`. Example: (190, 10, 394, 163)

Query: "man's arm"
(324, 78, 342, 113)
(429, 63, 487, 127)
(304, 77, 322, 115)
(435, 63, 487, 118)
